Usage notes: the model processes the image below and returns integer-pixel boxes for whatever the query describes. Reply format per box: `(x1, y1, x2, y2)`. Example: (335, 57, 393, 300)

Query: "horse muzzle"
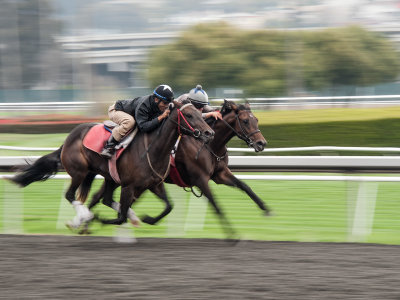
(253, 139, 267, 152)
(201, 129, 215, 143)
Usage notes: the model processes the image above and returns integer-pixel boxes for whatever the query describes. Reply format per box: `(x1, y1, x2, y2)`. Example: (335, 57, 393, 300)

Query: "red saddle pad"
(82, 124, 124, 160)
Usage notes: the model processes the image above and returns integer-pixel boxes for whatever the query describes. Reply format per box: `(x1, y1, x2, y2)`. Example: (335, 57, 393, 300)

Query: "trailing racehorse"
(9, 100, 214, 229)
(88, 100, 269, 238)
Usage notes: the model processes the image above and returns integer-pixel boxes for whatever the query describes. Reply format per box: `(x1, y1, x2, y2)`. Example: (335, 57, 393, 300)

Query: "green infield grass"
(2, 174, 400, 244)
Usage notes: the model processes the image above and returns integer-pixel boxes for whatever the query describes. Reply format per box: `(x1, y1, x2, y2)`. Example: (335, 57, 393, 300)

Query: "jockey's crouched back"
(101, 84, 174, 159)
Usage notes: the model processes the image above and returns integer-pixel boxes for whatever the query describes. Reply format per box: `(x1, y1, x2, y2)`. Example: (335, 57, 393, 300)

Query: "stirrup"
(101, 147, 115, 159)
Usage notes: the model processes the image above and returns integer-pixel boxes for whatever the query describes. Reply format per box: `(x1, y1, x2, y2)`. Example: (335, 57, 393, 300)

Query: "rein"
(144, 133, 171, 184)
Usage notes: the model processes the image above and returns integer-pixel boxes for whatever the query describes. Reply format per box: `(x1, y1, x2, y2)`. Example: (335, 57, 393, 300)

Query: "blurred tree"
(0, 0, 61, 89)
(147, 22, 400, 97)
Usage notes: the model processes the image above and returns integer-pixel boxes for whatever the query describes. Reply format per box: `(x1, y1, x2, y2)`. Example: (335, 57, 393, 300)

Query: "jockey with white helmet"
(176, 84, 222, 120)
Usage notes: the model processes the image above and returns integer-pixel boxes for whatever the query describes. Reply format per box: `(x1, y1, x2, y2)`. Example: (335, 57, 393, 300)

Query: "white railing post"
(3, 180, 23, 234)
(350, 182, 378, 241)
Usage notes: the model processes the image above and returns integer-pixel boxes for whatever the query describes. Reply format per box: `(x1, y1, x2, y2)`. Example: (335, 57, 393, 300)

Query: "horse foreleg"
(100, 185, 140, 225)
(213, 167, 271, 216)
(196, 179, 238, 241)
(141, 183, 173, 225)
(89, 179, 140, 226)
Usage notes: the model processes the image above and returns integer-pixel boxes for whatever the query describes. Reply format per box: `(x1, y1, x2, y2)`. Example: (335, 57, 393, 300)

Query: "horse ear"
(169, 102, 175, 110)
(231, 101, 239, 111)
(223, 99, 231, 110)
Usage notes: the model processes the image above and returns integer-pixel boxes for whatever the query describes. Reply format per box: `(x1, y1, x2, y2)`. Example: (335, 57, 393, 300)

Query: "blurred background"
(1, 0, 400, 113)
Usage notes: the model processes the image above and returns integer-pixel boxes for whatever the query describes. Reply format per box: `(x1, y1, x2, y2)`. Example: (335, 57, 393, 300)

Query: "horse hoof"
(65, 221, 79, 231)
(264, 210, 274, 217)
(141, 215, 156, 225)
(225, 237, 241, 246)
(78, 228, 91, 235)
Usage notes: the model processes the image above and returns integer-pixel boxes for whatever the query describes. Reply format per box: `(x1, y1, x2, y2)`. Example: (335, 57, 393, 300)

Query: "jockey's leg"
(101, 109, 135, 159)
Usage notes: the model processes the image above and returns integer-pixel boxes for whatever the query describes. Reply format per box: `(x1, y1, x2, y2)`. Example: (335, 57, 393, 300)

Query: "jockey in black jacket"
(101, 84, 174, 159)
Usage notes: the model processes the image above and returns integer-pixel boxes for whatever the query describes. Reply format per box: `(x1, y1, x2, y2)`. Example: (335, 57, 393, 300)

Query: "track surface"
(1, 234, 400, 299)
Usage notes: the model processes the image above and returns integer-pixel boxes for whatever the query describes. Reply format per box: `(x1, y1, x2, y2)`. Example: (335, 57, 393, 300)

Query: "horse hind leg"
(89, 180, 140, 227)
(99, 185, 140, 225)
(65, 173, 94, 230)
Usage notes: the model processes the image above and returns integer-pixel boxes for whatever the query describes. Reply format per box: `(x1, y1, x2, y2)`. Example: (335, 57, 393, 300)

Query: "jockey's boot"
(101, 135, 119, 159)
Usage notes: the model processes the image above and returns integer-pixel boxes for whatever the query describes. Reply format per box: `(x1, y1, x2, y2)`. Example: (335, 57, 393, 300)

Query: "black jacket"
(115, 95, 163, 133)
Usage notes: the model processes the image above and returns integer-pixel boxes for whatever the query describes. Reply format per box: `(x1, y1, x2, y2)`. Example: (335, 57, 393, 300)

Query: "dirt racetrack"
(1, 234, 400, 299)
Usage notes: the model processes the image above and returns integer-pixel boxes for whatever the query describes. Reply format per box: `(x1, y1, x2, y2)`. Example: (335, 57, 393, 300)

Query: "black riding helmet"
(153, 84, 174, 103)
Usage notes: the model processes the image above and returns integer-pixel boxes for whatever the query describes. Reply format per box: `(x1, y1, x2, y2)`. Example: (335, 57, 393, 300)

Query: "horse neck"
(209, 113, 236, 152)
(147, 114, 179, 163)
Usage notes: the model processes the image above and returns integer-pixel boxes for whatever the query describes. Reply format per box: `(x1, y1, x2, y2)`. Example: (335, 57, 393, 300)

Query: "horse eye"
(243, 119, 249, 124)
(186, 114, 192, 119)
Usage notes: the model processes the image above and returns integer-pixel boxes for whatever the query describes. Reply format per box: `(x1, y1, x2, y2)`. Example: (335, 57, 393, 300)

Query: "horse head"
(220, 99, 267, 152)
(169, 100, 215, 143)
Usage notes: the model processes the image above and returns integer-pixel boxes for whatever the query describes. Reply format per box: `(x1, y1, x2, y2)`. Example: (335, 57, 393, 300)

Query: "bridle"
(197, 108, 260, 162)
(221, 110, 260, 148)
(170, 103, 201, 138)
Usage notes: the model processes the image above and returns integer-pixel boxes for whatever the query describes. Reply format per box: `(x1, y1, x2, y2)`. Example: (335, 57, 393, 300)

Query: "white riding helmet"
(187, 84, 209, 108)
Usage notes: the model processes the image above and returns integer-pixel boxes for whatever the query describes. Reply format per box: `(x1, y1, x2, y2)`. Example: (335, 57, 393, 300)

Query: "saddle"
(82, 121, 138, 183)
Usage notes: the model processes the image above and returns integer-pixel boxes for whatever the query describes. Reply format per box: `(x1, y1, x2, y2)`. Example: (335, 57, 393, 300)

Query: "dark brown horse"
(88, 100, 269, 237)
(9, 100, 214, 229)
(164, 100, 270, 235)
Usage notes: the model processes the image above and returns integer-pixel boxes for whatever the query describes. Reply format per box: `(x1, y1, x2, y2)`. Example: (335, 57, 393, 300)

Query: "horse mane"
(155, 98, 193, 134)
(219, 100, 250, 117)
(204, 100, 251, 126)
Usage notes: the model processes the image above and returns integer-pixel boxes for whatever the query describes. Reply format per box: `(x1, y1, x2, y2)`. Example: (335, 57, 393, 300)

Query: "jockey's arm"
(202, 105, 222, 120)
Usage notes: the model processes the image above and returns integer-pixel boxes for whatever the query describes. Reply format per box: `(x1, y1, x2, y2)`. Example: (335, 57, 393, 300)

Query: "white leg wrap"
(111, 202, 139, 222)
(71, 201, 94, 224)
(66, 216, 82, 229)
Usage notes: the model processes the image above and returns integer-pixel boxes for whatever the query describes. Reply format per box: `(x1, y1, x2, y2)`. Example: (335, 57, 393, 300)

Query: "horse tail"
(9, 146, 63, 187)
(77, 172, 96, 203)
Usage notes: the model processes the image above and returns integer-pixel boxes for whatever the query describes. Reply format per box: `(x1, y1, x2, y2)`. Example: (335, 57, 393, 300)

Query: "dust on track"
(1, 234, 400, 299)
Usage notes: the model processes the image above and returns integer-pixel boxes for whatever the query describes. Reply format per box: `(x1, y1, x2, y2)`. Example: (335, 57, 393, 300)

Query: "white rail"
(0, 101, 93, 111)
(2, 94, 400, 111)
(2, 145, 400, 153)
(2, 173, 400, 182)
(2, 155, 400, 172)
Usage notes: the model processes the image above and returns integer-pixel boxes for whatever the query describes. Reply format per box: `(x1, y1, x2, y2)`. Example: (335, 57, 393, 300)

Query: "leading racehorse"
(9, 100, 214, 229)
